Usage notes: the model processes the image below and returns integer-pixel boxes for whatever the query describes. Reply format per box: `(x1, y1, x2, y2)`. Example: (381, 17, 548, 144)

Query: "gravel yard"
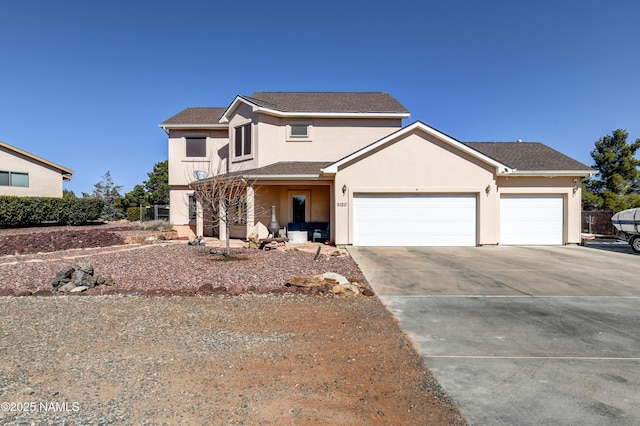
(0, 224, 466, 425)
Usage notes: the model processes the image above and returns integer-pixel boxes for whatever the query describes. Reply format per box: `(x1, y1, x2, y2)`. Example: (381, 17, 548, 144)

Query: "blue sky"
(1, 0, 639, 195)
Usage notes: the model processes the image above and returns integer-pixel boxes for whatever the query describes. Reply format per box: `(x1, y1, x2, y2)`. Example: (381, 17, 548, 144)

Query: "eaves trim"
(219, 95, 410, 123)
(322, 121, 512, 175)
(0, 141, 74, 177)
(499, 170, 596, 178)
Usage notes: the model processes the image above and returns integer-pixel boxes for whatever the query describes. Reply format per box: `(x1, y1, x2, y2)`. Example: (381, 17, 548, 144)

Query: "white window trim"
(286, 121, 313, 142)
(233, 120, 253, 161)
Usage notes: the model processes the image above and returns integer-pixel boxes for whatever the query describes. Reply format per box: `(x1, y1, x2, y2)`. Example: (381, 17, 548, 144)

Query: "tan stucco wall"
(226, 103, 403, 172)
(167, 128, 228, 227)
(332, 126, 585, 246)
(169, 186, 195, 227)
(333, 130, 499, 245)
(0, 148, 65, 197)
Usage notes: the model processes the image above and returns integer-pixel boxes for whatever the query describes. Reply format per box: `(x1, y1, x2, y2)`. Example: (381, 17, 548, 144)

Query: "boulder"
(227, 284, 243, 296)
(51, 266, 75, 288)
(75, 262, 94, 275)
(286, 274, 326, 288)
(57, 282, 76, 293)
(322, 272, 349, 285)
(331, 283, 360, 296)
(71, 270, 98, 289)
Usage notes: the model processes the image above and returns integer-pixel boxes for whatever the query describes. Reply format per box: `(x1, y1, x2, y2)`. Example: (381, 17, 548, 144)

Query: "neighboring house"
(160, 92, 594, 246)
(0, 141, 74, 198)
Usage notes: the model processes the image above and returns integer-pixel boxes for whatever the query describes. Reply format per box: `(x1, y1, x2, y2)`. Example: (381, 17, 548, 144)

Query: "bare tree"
(189, 162, 267, 256)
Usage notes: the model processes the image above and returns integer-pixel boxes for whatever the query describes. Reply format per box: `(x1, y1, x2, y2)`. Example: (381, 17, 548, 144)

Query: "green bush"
(127, 207, 141, 222)
(0, 196, 103, 227)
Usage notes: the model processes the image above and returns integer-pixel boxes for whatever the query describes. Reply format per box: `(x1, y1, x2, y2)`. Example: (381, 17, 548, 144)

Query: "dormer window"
(286, 121, 312, 142)
(234, 123, 252, 159)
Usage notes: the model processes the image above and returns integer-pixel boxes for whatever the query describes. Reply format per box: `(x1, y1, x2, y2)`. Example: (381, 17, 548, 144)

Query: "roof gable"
(0, 141, 74, 178)
(220, 92, 410, 122)
(322, 121, 511, 175)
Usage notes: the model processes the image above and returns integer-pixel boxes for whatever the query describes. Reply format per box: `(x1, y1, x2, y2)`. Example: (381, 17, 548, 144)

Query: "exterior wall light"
(485, 185, 491, 195)
(342, 184, 347, 195)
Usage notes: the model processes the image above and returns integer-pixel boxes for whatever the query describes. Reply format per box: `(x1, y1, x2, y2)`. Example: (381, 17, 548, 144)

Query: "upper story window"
(0, 171, 29, 187)
(286, 121, 312, 142)
(234, 123, 252, 159)
(290, 124, 309, 138)
(186, 137, 206, 157)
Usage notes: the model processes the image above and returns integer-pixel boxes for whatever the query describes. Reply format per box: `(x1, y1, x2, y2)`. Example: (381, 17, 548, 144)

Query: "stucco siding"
(168, 129, 228, 186)
(255, 116, 403, 168)
(0, 149, 65, 197)
(333, 130, 499, 245)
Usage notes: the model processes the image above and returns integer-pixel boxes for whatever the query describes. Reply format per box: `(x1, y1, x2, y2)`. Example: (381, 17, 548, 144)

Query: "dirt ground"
(0, 224, 467, 425)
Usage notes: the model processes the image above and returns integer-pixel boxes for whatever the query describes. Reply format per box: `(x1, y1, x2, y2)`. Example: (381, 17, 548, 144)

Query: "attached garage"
(352, 194, 477, 246)
(500, 195, 564, 245)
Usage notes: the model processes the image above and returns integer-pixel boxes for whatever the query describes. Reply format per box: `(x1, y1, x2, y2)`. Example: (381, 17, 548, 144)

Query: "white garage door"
(352, 194, 477, 246)
(500, 195, 563, 245)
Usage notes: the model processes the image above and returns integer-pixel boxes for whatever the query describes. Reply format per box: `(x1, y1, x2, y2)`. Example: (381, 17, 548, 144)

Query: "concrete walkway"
(349, 245, 640, 426)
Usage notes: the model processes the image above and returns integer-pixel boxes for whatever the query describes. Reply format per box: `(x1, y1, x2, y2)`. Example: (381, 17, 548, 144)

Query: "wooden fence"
(582, 211, 616, 235)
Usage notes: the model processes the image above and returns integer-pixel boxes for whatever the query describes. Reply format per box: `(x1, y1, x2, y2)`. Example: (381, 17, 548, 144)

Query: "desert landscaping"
(0, 223, 466, 425)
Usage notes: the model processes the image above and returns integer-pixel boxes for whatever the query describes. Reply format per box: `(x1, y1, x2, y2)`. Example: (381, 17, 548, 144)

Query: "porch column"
(218, 199, 227, 241)
(246, 184, 255, 238)
(196, 198, 203, 237)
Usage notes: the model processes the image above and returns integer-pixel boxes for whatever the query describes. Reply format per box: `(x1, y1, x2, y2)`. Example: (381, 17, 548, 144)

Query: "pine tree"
(583, 129, 640, 210)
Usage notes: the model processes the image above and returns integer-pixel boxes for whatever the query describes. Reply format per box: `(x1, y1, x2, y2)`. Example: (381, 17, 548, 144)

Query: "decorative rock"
(0, 288, 15, 296)
(198, 283, 214, 294)
(361, 288, 375, 297)
(57, 282, 76, 293)
(95, 275, 115, 286)
(331, 283, 360, 296)
(286, 274, 326, 288)
(188, 236, 206, 246)
(71, 270, 98, 289)
(70, 285, 89, 293)
(322, 272, 349, 285)
(227, 284, 243, 296)
(75, 262, 94, 275)
(51, 266, 75, 288)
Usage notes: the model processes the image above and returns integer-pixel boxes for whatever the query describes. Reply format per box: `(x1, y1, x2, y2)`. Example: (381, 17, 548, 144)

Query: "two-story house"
(161, 92, 594, 247)
(0, 141, 74, 198)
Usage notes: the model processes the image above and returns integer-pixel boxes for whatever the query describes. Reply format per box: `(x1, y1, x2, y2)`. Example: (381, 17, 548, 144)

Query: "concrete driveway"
(348, 244, 640, 426)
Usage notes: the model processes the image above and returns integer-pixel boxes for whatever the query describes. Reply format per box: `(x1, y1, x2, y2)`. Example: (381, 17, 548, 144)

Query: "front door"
(289, 190, 310, 223)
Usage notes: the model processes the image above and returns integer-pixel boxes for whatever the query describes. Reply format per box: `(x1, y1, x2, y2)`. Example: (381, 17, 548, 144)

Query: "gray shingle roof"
(463, 142, 593, 171)
(160, 107, 226, 125)
(203, 162, 332, 181)
(243, 92, 409, 114)
(245, 161, 333, 176)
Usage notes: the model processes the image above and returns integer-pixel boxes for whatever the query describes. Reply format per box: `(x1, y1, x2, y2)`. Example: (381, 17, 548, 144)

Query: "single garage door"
(500, 195, 563, 245)
(352, 194, 477, 246)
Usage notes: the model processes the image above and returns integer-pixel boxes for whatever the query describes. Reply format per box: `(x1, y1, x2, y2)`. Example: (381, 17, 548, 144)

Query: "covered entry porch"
(225, 180, 333, 241)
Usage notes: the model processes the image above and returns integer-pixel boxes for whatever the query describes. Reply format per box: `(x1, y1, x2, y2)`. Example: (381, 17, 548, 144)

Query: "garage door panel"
(353, 194, 476, 247)
(500, 195, 563, 245)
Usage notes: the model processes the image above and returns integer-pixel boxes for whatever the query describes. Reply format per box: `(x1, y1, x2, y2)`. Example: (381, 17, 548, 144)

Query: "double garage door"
(352, 193, 564, 247)
(353, 194, 477, 247)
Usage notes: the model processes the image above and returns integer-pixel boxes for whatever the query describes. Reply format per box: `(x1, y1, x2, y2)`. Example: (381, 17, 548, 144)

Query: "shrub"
(134, 219, 173, 232)
(0, 196, 103, 227)
(127, 207, 141, 222)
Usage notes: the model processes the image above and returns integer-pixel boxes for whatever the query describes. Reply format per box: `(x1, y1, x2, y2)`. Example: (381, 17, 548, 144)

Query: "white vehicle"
(611, 208, 640, 252)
